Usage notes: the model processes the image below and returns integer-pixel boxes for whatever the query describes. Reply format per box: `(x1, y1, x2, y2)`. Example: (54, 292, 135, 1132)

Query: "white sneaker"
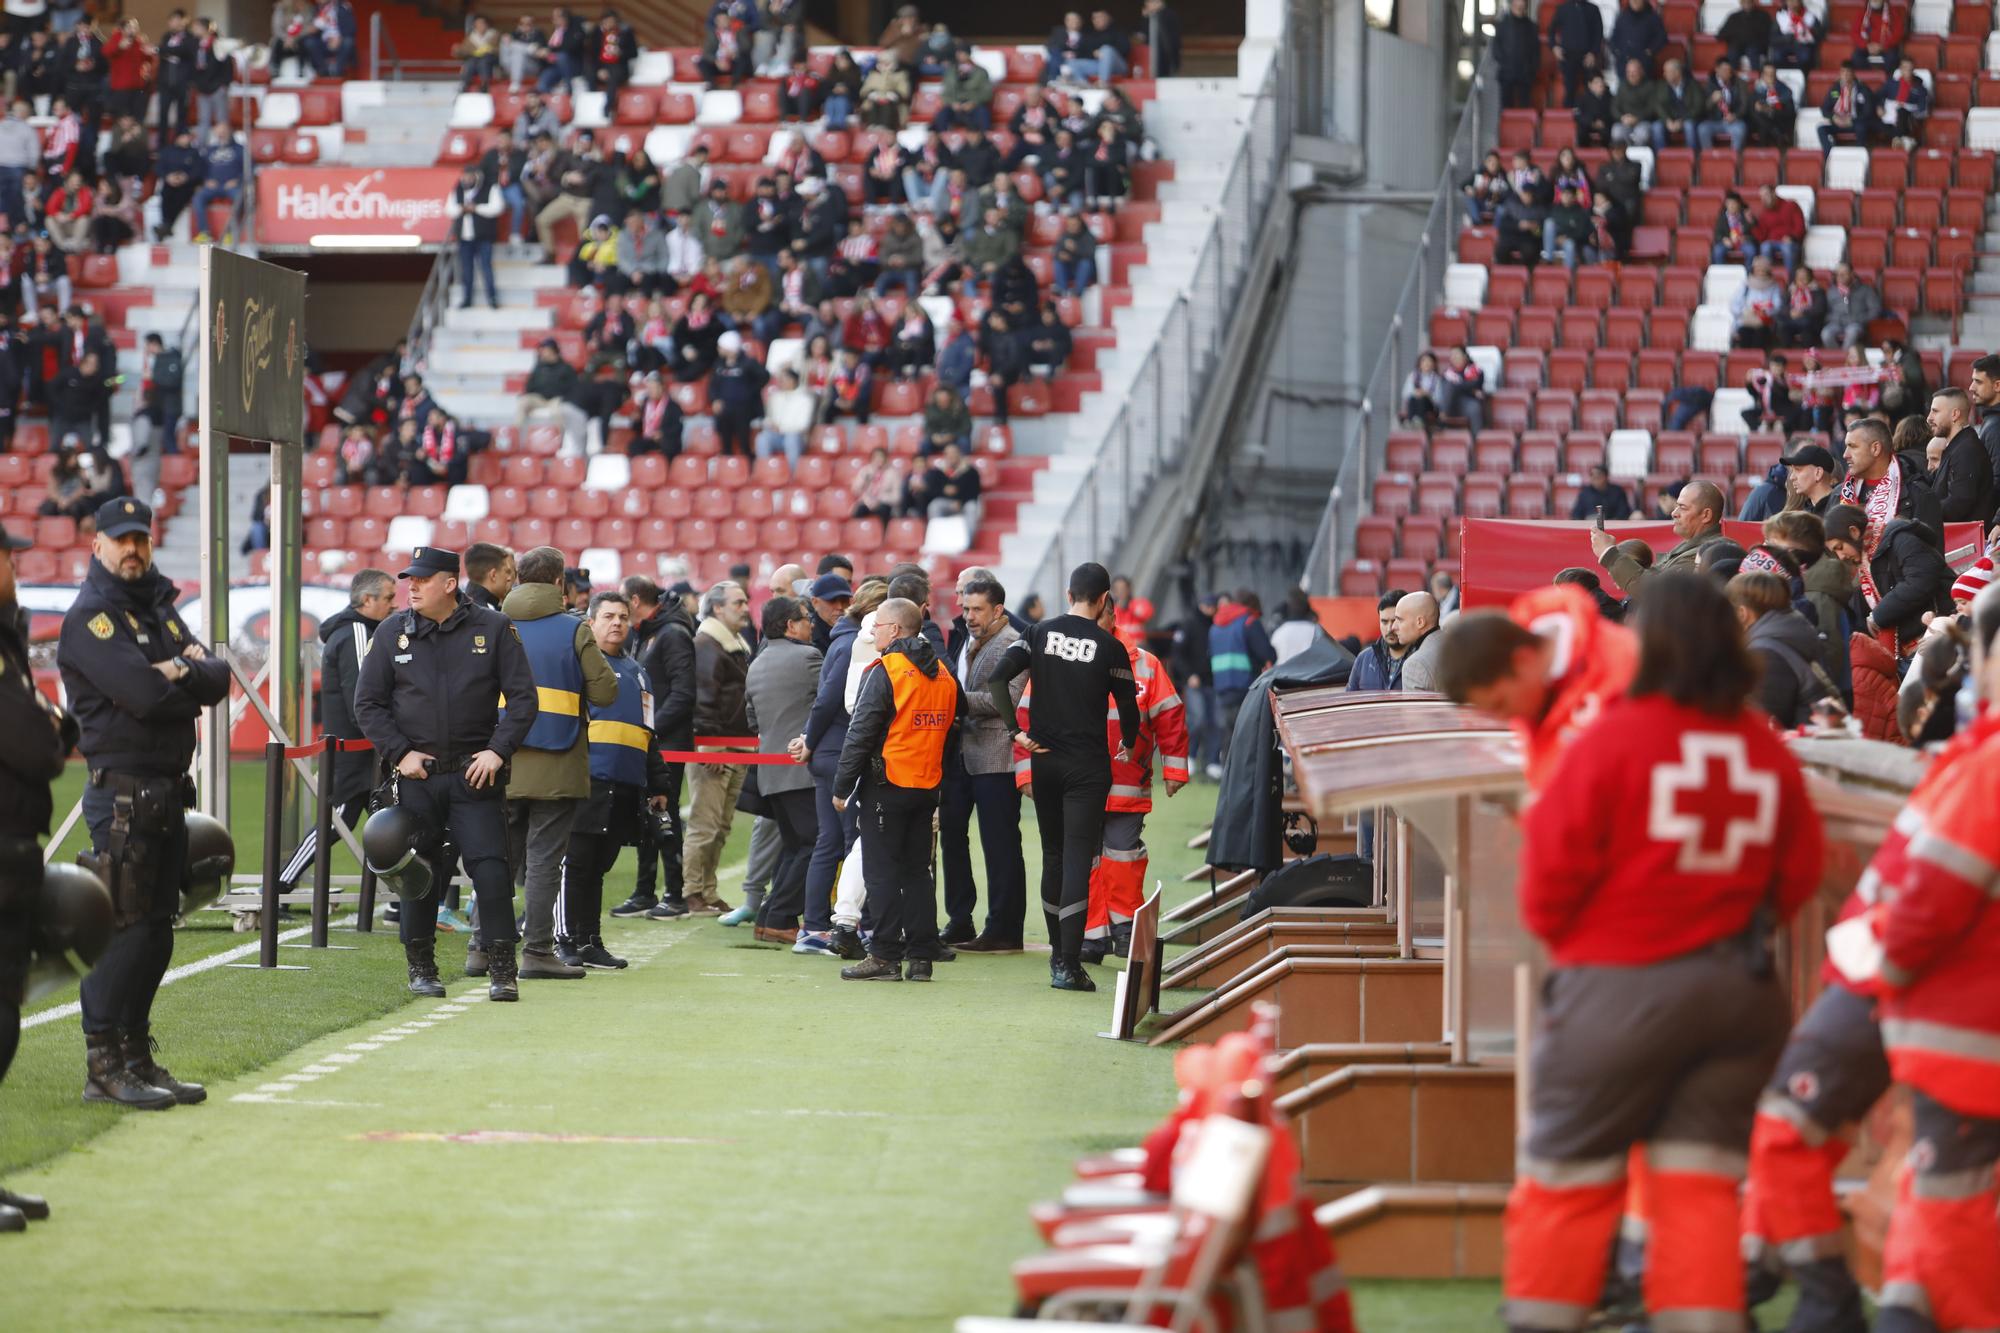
(1204, 763, 1223, 781)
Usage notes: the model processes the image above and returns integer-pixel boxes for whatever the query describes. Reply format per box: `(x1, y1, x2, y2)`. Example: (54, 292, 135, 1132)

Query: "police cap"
(399, 546, 461, 580)
(94, 496, 153, 539)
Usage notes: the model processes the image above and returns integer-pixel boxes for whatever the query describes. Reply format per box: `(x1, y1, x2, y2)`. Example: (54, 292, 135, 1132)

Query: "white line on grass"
(22, 924, 319, 1030)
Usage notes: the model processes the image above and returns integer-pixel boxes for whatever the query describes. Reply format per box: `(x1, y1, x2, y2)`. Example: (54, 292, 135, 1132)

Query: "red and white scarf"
(1838, 454, 1901, 611)
(642, 393, 669, 437)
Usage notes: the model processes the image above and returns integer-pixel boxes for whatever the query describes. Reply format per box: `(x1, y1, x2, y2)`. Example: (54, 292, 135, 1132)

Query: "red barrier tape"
(658, 750, 801, 766)
(282, 736, 376, 759)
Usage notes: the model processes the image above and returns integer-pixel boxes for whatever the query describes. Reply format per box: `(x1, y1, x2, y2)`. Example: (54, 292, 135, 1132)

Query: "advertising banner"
(256, 167, 462, 245)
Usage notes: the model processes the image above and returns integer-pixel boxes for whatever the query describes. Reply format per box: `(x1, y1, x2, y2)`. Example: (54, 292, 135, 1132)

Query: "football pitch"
(3, 763, 1499, 1329)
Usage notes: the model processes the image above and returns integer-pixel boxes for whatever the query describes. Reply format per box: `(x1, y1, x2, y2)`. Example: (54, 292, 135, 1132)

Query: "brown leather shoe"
(753, 925, 798, 945)
(684, 893, 731, 916)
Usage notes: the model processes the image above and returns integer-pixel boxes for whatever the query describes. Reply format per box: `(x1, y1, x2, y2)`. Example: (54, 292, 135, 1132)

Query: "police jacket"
(352, 593, 537, 768)
(0, 597, 76, 839)
(693, 616, 751, 739)
(639, 598, 696, 749)
(835, 634, 964, 799)
(59, 558, 229, 776)
(574, 648, 675, 838)
(316, 602, 383, 805)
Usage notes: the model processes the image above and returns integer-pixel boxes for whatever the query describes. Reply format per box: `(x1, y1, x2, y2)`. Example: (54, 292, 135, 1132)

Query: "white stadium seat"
(257, 91, 301, 130)
(449, 93, 495, 129)
(697, 89, 744, 125)
(1709, 388, 1755, 437)
(1823, 147, 1869, 190)
(385, 515, 435, 552)
(1703, 265, 1747, 309)
(1607, 429, 1653, 476)
(584, 455, 631, 492)
(443, 484, 491, 522)
(1968, 107, 2000, 150)
(1802, 224, 1847, 270)
(1443, 263, 1488, 309)
(1690, 304, 1735, 352)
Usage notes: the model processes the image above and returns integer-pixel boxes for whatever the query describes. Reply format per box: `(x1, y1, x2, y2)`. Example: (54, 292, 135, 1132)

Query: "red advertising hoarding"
(256, 167, 464, 245)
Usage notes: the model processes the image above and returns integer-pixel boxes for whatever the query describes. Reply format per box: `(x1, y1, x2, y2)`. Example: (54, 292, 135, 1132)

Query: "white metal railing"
(1020, 44, 1293, 601)
(1298, 56, 1499, 594)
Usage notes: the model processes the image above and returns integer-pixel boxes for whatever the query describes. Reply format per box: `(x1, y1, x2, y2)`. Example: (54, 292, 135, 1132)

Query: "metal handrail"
(1298, 54, 1498, 595)
(369, 11, 402, 82)
(1020, 45, 1292, 603)
(404, 242, 459, 377)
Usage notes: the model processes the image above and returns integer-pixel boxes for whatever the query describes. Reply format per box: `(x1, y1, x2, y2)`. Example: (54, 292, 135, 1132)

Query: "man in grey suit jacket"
(945, 574, 1030, 952)
(1394, 592, 1445, 693)
(744, 595, 826, 947)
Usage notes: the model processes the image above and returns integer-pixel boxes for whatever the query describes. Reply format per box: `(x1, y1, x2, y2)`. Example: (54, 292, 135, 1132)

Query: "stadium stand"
(1333, 0, 2000, 599)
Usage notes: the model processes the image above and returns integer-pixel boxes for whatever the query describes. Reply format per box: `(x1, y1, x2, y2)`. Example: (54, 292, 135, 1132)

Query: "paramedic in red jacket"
(1502, 572, 1825, 1333)
(1863, 582, 2000, 1333)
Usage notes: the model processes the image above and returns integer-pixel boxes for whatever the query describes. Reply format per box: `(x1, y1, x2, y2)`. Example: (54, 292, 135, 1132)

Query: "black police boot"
(465, 940, 488, 977)
(404, 940, 447, 998)
(82, 1030, 175, 1109)
(125, 1027, 206, 1105)
(0, 1204, 22, 1233)
(1786, 1257, 1868, 1333)
(840, 955, 902, 981)
(487, 942, 520, 1002)
(1050, 958, 1097, 992)
(828, 925, 866, 960)
(906, 958, 933, 982)
(0, 1186, 48, 1221)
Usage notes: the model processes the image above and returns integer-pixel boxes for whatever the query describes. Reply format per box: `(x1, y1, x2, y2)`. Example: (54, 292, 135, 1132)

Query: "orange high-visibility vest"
(879, 650, 957, 789)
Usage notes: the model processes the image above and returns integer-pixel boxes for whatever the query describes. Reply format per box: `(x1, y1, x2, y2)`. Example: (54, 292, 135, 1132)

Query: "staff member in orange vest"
(832, 597, 965, 983)
(1015, 594, 1188, 962)
(1501, 572, 1823, 1333)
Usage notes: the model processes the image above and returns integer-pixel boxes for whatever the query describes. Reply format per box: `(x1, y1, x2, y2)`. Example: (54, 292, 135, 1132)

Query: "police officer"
(352, 546, 538, 1001)
(58, 496, 230, 1107)
(834, 597, 964, 983)
(0, 518, 78, 1225)
(555, 590, 674, 967)
(987, 562, 1139, 992)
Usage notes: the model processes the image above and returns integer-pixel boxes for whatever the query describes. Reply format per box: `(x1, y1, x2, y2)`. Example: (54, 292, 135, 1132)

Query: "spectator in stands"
(1655, 57, 1703, 148)
(977, 309, 1025, 424)
(851, 446, 903, 526)
(1044, 11, 1090, 83)
(535, 135, 602, 262)
(103, 15, 149, 123)
(1745, 63, 1796, 146)
(1439, 345, 1488, 433)
(1824, 501, 1950, 653)
(1065, 8, 1131, 85)
(1085, 119, 1130, 209)
(502, 13, 547, 89)
(906, 441, 981, 526)
(1025, 301, 1072, 379)
(41, 169, 87, 251)
(659, 142, 707, 221)
(1571, 463, 1633, 520)
(333, 423, 376, 485)
(876, 3, 925, 68)
(1593, 139, 1644, 239)
(1748, 182, 1805, 274)
(754, 367, 815, 467)
(88, 176, 135, 253)
(1819, 65, 1875, 150)
(589, 9, 636, 94)
(860, 50, 911, 128)
(1569, 67, 1614, 146)
(1549, 0, 1606, 107)
(1821, 262, 1880, 350)
(823, 345, 873, 424)
(663, 290, 722, 381)
(708, 330, 768, 457)
(1401, 350, 1443, 427)
(629, 372, 682, 459)
(1925, 387, 1994, 526)
(1492, 0, 1541, 109)
(1539, 184, 1589, 269)
(699, 10, 746, 87)
(1841, 415, 1943, 535)
(1880, 337, 1926, 415)
(821, 49, 863, 127)
(905, 386, 967, 460)
(1878, 55, 1930, 149)
(190, 121, 242, 244)
(1760, 508, 1851, 690)
(1611, 57, 1665, 149)
(929, 316, 974, 403)
(1494, 182, 1547, 268)
(518, 338, 589, 455)
(879, 302, 930, 379)
(1697, 57, 1749, 151)
(1608, 0, 1665, 74)
(723, 254, 773, 330)
(1743, 352, 1800, 431)
(1776, 443, 1837, 515)
(446, 166, 503, 310)
(458, 15, 500, 91)
(1346, 591, 1408, 689)
(153, 10, 196, 142)
(1717, 0, 1773, 69)
(790, 178, 839, 282)
(1593, 480, 1728, 589)
(409, 407, 477, 487)
(1728, 569, 1825, 725)
(938, 47, 995, 130)
(0, 101, 32, 230)
(103, 112, 150, 182)
(136, 331, 181, 460)
(1850, 0, 1904, 72)
(1733, 255, 1784, 349)
(1774, 264, 1825, 347)
(189, 18, 230, 136)
(1712, 190, 1754, 265)
(614, 146, 660, 217)
(46, 348, 108, 449)
(1042, 211, 1099, 297)
(866, 211, 921, 297)
(1839, 346, 1885, 425)
(775, 51, 820, 120)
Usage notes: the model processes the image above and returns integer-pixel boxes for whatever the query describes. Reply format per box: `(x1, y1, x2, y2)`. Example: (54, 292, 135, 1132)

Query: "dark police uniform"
(0, 519, 73, 1224)
(351, 547, 536, 964)
(57, 497, 229, 1103)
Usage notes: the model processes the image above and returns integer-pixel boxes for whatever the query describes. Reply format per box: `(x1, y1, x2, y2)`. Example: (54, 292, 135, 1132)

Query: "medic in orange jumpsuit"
(1493, 574, 1824, 1333)
(1015, 597, 1188, 963)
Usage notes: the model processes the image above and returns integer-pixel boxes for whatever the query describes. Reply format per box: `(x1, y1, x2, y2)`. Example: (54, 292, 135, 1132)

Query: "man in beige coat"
(495, 545, 617, 979)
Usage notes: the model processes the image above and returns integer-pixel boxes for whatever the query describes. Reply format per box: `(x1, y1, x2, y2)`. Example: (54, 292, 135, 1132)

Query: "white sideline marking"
(22, 924, 317, 1030)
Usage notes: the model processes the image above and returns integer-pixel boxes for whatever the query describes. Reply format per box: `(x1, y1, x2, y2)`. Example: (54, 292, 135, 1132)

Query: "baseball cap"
(94, 496, 153, 538)
(809, 573, 854, 601)
(666, 579, 695, 599)
(1781, 444, 1838, 472)
(0, 519, 31, 550)
(398, 546, 460, 579)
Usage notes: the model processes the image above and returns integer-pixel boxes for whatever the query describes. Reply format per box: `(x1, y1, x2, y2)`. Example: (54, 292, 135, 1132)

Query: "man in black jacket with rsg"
(1925, 388, 1995, 527)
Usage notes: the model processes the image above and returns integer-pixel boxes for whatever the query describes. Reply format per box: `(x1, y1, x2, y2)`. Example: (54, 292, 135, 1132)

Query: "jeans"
(754, 428, 805, 468)
(1696, 118, 1748, 151)
(501, 182, 526, 240)
(1053, 256, 1096, 294)
(191, 184, 240, 234)
(1611, 119, 1664, 151)
(1062, 47, 1128, 83)
(1712, 241, 1750, 265)
(1821, 321, 1866, 350)
(458, 238, 497, 306)
(536, 54, 576, 92)
(822, 93, 853, 127)
(1758, 238, 1797, 273)
(0, 167, 23, 229)
(195, 89, 230, 138)
(1664, 386, 1715, 431)
(1543, 235, 1578, 269)
(806, 763, 860, 924)
(873, 266, 921, 295)
(939, 768, 1026, 939)
(506, 796, 579, 954)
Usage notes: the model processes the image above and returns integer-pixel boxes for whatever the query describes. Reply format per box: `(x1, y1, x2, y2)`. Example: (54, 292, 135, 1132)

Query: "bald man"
(1588, 478, 1728, 592)
(1393, 592, 1445, 692)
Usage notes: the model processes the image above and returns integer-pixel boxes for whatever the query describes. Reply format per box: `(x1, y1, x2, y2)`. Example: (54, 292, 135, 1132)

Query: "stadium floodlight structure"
(195, 246, 308, 839)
